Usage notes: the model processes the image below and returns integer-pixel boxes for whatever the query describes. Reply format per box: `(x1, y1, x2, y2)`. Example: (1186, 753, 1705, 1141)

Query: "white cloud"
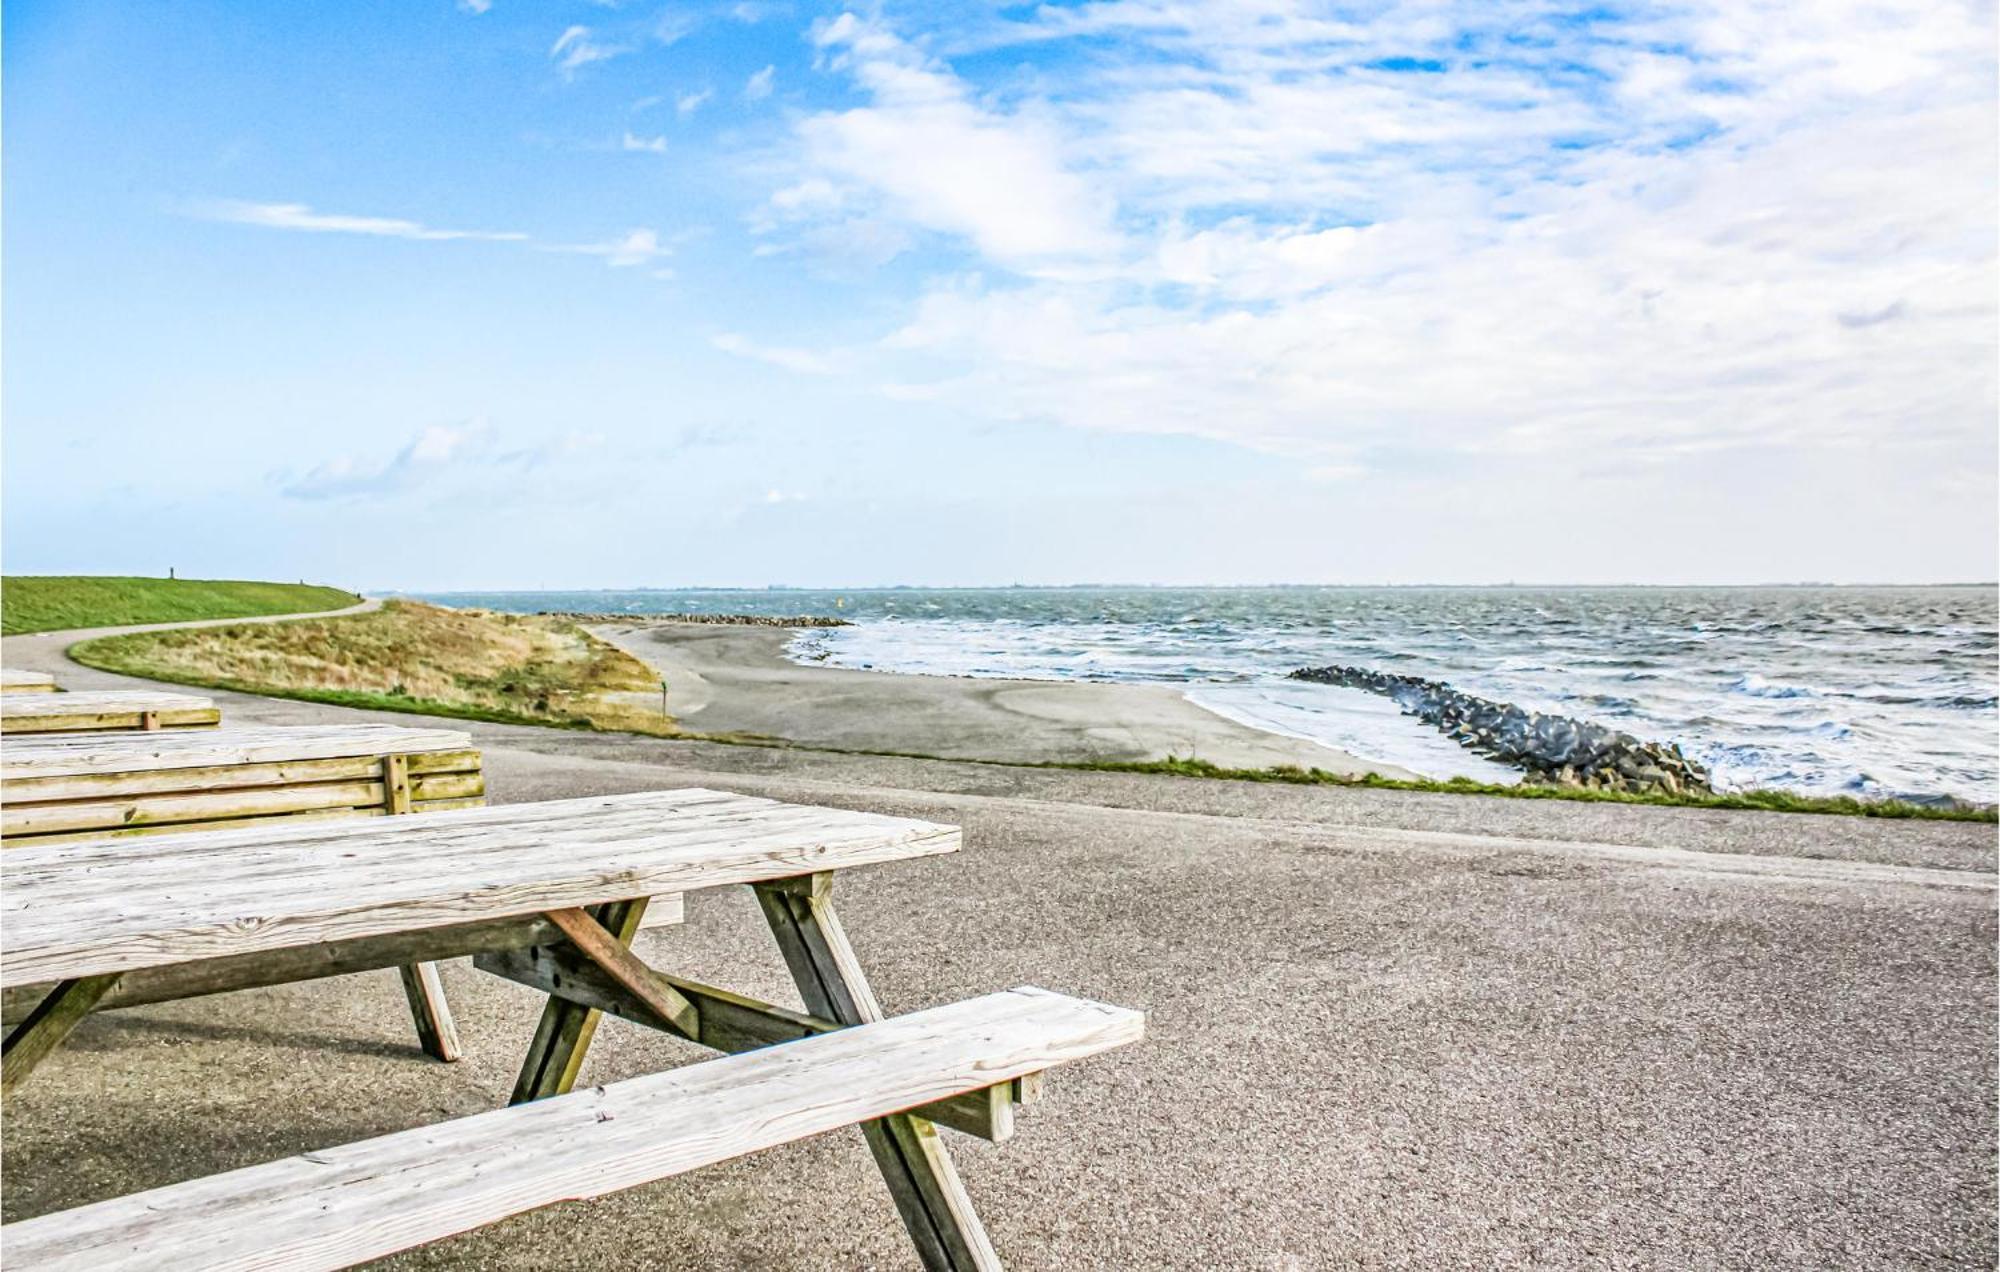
(741, 2, 1993, 484)
(745, 64, 776, 100)
(457, 0, 491, 13)
(188, 200, 686, 279)
(550, 25, 624, 76)
(676, 89, 712, 116)
(712, 332, 841, 375)
(191, 200, 527, 242)
(765, 17, 1116, 270)
(283, 422, 494, 501)
(621, 131, 668, 154)
(544, 228, 674, 267)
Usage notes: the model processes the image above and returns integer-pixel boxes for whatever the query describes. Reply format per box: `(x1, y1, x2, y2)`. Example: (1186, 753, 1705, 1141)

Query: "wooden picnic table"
(2, 722, 490, 1062)
(0, 688, 221, 733)
(0, 668, 57, 693)
(0, 788, 1143, 1270)
(1, 722, 485, 843)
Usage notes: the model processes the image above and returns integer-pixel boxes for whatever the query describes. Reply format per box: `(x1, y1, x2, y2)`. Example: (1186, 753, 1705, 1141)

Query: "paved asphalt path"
(3, 626, 1995, 1268)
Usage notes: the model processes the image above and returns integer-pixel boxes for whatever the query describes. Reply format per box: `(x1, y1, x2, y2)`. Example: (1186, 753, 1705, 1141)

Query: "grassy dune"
(71, 600, 679, 735)
(2, 576, 359, 635)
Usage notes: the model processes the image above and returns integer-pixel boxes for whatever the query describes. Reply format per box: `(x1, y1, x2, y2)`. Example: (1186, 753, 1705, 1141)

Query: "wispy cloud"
(456, 0, 491, 13)
(282, 422, 495, 501)
(192, 200, 527, 242)
(187, 198, 681, 281)
(744, 64, 775, 101)
(550, 25, 624, 76)
(544, 228, 674, 267)
(621, 131, 668, 154)
(712, 331, 841, 375)
(676, 89, 712, 117)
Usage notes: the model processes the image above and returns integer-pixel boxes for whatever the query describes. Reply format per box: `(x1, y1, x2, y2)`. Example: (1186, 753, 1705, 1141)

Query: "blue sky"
(4, 0, 1994, 588)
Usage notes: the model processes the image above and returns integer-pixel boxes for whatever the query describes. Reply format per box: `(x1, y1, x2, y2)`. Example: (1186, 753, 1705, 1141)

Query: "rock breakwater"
(1288, 665, 1712, 795)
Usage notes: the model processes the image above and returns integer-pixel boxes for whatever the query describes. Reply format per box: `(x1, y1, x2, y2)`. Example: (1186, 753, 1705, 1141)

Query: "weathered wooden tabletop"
(1, 788, 962, 989)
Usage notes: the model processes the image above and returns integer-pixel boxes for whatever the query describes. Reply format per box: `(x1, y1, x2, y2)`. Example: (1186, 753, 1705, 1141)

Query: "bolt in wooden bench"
(0, 668, 57, 693)
(2, 988, 1142, 1271)
(0, 789, 1145, 1269)
(1, 723, 496, 1063)
(0, 689, 220, 733)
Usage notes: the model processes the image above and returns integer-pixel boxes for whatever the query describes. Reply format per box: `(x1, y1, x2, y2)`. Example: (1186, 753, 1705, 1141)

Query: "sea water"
(414, 586, 1998, 804)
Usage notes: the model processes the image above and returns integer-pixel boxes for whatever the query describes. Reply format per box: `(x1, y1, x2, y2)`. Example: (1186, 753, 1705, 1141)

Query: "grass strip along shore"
(71, 600, 680, 735)
(65, 599, 1993, 823)
(1, 575, 359, 635)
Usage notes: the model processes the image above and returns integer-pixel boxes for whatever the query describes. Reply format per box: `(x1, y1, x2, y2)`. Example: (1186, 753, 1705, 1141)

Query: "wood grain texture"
(1, 750, 481, 804)
(0, 724, 474, 780)
(2, 789, 957, 989)
(756, 877, 1001, 1270)
(0, 689, 220, 733)
(396, 962, 462, 1063)
(1, 988, 1143, 1272)
(0, 897, 686, 1025)
(509, 899, 651, 1104)
(1, 974, 123, 1095)
(475, 944, 1028, 1141)
(0, 669, 57, 692)
(543, 907, 700, 1039)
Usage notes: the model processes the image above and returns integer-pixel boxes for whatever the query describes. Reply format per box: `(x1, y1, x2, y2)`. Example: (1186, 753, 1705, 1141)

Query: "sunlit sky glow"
(5, 0, 1994, 587)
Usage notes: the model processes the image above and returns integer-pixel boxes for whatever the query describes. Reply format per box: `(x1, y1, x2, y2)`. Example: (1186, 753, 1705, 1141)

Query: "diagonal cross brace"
(542, 906, 701, 1041)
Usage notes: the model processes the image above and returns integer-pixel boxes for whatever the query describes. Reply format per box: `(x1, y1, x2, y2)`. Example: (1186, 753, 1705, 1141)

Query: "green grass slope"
(1, 576, 360, 635)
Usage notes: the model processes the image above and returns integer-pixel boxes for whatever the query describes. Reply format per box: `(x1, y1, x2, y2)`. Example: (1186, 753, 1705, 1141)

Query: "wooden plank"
(756, 876, 1001, 1270)
(381, 754, 412, 814)
(0, 707, 221, 734)
(543, 907, 700, 1039)
(0, 897, 685, 1025)
(2, 988, 1144, 1272)
(3, 780, 392, 838)
(3, 789, 959, 989)
(0, 723, 475, 780)
(397, 963, 461, 1063)
(511, 900, 649, 1104)
(1, 974, 123, 1096)
(0, 795, 488, 849)
(0, 750, 481, 804)
(475, 944, 1030, 1141)
(0, 669, 56, 692)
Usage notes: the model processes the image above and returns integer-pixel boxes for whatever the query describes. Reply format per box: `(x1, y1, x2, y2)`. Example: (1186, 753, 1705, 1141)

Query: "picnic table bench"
(0, 689, 220, 733)
(3, 722, 492, 1062)
(0, 788, 1142, 1270)
(0, 668, 56, 692)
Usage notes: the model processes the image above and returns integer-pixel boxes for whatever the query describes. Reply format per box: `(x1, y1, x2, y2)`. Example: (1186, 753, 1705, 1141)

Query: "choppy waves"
(424, 585, 1999, 804)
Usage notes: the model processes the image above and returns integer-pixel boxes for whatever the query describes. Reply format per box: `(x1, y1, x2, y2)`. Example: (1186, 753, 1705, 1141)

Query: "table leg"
(397, 963, 462, 1063)
(753, 875, 1003, 1272)
(2, 974, 122, 1096)
(508, 897, 650, 1103)
(382, 752, 460, 1063)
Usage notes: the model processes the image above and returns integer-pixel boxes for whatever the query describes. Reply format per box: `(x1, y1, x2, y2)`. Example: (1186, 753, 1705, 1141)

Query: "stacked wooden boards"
(0, 668, 56, 692)
(1, 689, 221, 733)
(0, 723, 486, 847)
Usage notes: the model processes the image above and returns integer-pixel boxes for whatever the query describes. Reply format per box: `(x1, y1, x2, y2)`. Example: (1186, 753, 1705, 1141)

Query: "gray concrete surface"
(3, 627, 1995, 1268)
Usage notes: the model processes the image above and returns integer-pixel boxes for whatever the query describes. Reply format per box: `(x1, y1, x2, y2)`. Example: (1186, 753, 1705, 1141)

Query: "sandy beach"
(594, 621, 1415, 776)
